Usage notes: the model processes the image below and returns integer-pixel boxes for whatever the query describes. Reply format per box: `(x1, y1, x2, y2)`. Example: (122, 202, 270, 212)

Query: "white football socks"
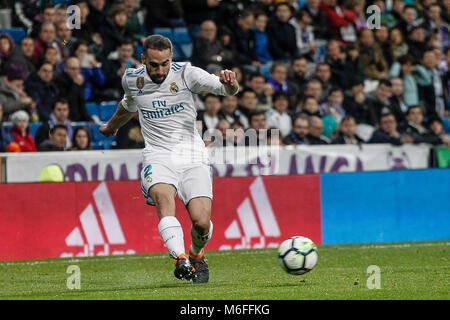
(190, 220, 213, 256)
(158, 216, 185, 259)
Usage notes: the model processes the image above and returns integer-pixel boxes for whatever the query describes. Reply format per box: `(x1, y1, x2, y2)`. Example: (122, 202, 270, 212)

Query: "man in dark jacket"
(266, 2, 298, 61)
(24, 61, 59, 122)
(369, 112, 413, 145)
(54, 57, 92, 122)
(399, 105, 443, 145)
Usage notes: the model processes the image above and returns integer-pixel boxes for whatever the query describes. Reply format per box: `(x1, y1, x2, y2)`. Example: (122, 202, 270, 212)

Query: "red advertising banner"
(0, 176, 321, 261)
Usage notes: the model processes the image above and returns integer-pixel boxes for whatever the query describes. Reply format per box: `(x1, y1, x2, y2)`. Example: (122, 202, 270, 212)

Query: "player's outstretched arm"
(99, 101, 136, 137)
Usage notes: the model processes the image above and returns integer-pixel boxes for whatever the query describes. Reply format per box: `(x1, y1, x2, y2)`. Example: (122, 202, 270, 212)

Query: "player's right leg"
(140, 163, 194, 281)
(149, 183, 195, 281)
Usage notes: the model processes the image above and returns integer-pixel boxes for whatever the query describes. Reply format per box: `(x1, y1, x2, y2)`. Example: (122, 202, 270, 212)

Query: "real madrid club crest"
(136, 76, 145, 95)
(146, 175, 152, 183)
(170, 82, 179, 94)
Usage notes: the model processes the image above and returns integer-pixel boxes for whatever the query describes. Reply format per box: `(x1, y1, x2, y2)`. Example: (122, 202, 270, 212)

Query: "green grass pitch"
(0, 241, 448, 300)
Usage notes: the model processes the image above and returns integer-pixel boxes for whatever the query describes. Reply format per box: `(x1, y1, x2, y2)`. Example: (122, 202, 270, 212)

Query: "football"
(277, 236, 318, 275)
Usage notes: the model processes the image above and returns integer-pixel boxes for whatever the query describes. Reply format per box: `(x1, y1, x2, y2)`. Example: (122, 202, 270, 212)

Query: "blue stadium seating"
(180, 43, 193, 60)
(152, 27, 173, 40)
(0, 28, 26, 44)
(29, 122, 41, 140)
(99, 102, 117, 122)
(172, 43, 186, 61)
(259, 64, 271, 79)
(85, 102, 100, 118)
(173, 28, 191, 44)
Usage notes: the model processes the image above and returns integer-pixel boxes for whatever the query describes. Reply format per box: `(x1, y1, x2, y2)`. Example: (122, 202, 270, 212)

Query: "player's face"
(142, 48, 172, 84)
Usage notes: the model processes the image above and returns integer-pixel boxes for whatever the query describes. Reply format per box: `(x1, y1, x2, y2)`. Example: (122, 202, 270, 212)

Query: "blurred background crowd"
(0, 0, 449, 152)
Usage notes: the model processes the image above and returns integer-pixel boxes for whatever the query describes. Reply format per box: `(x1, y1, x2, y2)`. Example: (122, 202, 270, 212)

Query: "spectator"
(308, 115, 330, 144)
(283, 114, 311, 145)
(266, 127, 284, 146)
(71, 0, 98, 47)
(344, 43, 366, 87)
(365, 80, 394, 124)
(55, 21, 77, 57)
(54, 4, 68, 26)
(87, 0, 109, 32)
(319, 87, 346, 124)
(332, 115, 364, 144)
(288, 56, 309, 91)
(297, 95, 321, 117)
(397, 5, 420, 38)
(114, 113, 144, 149)
(29, 3, 56, 38)
(443, 0, 450, 24)
(191, 20, 232, 71)
(0, 63, 36, 121)
(389, 27, 409, 63)
(372, 0, 397, 29)
(313, 63, 333, 100)
(102, 39, 140, 101)
(24, 61, 59, 122)
(37, 124, 68, 151)
(4, 37, 35, 80)
(369, 112, 413, 145)
(407, 25, 427, 63)
(301, 79, 323, 104)
(247, 72, 272, 112)
(54, 57, 92, 122)
(218, 95, 249, 128)
(265, 91, 292, 138)
(428, 117, 450, 146)
(41, 46, 60, 71)
(319, 0, 357, 44)
(422, 4, 450, 49)
(231, 66, 246, 90)
(65, 40, 105, 102)
(123, 0, 146, 44)
(400, 105, 443, 144)
(266, 63, 299, 109)
(181, 0, 219, 40)
(31, 22, 66, 68)
(343, 77, 377, 126)
(214, 119, 232, 147)
(344, 0, 366, 31)
(0, 33, 15, 75)
(99, 4, 134, 57)
(358, 29, 389, 81)
(35, 98, 73, 150)
(197, 94, 222, 136)
(229, 121, 246, 146)
(266, 2, 298, 62)
(389, 54, 426, 108)
(143, 0, 184, 33)
(0, 102, 13, 152)
(9, 110, 37, 152)
(246, 110, 267, 146)
(70, 126, 93, 151)
(303, 0, 330, 40)
(375, 24, 393, 66)
(228, 10, 261, 71)
(416, 50, 448, 118)
(237, 87, 258, 120)
(324, 40, 359, 90)
(290, 9, 316, 60)
(389, 77, 409, 125)
(252, 11, 273, 64)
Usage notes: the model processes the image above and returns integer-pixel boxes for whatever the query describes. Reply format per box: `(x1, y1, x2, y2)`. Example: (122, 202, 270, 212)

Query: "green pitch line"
(0, 241, 448, 300)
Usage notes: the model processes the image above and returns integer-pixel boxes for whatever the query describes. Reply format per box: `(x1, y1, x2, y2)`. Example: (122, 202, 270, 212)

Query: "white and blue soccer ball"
(278, 236, 318, 275)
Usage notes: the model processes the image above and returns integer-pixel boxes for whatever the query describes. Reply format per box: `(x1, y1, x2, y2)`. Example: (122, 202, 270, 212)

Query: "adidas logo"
(220, 177, 281, 250)
(60, 182, 135, 258)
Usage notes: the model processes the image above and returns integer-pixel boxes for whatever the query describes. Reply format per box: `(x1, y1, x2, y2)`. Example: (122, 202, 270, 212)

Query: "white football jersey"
(121, 62, 234, 164)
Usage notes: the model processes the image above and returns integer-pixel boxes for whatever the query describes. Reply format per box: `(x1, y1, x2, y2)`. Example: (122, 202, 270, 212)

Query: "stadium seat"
(173, 27, 191, 44)
(85, 102, 100, 117)
(172, 43, 186, 61)
(442, 117, 450, 134)
(99, 102, 117, 122)
(152, 27, 173, 40)
(258, 64, 271, 79)
(0, 28, 26, 44)
(180, 43, 193, 60)
(29, 122, 42, 140)
(90, 123, 103, 142)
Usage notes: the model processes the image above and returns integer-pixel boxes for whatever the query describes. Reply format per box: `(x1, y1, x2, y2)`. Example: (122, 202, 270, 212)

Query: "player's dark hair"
(143, 35, 173, 53)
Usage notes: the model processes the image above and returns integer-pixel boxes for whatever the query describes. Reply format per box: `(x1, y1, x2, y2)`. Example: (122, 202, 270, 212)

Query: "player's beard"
(149, 72, 168, 84)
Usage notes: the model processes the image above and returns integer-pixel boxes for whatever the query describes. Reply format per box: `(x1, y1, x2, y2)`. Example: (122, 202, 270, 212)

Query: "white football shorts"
(140, 161, 213, 206)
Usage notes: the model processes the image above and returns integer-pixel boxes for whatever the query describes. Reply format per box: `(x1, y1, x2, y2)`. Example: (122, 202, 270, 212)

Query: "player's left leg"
(186, 197, 212, 284)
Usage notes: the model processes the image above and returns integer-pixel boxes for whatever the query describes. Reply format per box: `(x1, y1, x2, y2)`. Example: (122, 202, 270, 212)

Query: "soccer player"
(99, 35, 239, 283)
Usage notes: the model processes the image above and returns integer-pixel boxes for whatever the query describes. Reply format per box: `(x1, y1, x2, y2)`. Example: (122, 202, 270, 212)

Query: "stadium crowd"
(0, 0, 450, 152)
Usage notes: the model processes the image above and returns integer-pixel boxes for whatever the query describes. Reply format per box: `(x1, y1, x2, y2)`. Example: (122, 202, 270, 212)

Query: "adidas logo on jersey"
(60, 182, 136, 258)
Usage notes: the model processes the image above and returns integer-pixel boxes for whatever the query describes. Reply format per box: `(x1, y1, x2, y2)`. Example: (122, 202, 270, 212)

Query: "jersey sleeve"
(120, 72, 138, 112)
(182, 63, 237, 96)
